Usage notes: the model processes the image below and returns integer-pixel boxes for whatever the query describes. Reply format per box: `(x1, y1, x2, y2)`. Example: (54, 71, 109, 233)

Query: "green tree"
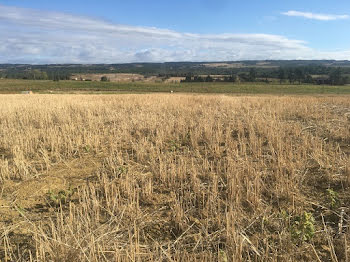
(248, 68, 257, 82)
(294, 68, 305, 84)
(101, 76, 109, 82)
(329, 67, 342, 85)
(304, 74, 313, 84)
(193, 76, 203, 82)
(342, 76, 349, 85)
(287, 69, 295, 84)
(184, 74, 192, 82)
(41, 72, 49, 80)
(278, 68, 286, 84)
(53, 73, 60, 82)
(205, 75, 213, 82)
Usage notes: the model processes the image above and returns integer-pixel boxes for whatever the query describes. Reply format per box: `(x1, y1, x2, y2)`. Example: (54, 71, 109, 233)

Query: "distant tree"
(238, 73, 249, 82)
(41, 71, 49, 80)
(230, 74, 237, 82)
(194, 76, 204, 82)
(205, 75, 213, 82)
(294, 68, 305, 84)
(342, 76, 349, 85)
(185, 74, 192, 82)
(329, 67, 342, 85)
(101, 76, 109, 82)
(304, 74, 313, 84)
(261, 73, 269, 83)
(278, 68, 286, 84)
(248, 68, 257, 82)
(53, 73, 60, 82)
(287, 69, 295, 84)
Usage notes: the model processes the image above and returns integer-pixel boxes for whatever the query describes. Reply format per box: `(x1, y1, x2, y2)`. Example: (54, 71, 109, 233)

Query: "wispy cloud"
(282, 10, 349, 21)
(0, 4, 349, 64)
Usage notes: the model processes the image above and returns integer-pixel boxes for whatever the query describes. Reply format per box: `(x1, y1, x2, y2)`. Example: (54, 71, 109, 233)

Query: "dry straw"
(0, 94, 349, 261)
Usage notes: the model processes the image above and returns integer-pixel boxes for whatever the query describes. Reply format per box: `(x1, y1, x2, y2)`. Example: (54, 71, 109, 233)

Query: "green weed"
(47, 186, 76, 206)
(326, 188, 340, 209)
(291, 212, 315, 242)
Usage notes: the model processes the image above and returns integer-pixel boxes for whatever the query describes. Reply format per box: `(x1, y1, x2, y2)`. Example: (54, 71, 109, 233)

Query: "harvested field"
(0, 94, 349, 261)
(71, 73, 147, 82)
(164, 77, 186, 83)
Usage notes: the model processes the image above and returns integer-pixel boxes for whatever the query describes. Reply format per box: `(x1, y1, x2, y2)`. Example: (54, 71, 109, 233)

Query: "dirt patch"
(0, 147, 12, 160)
(0, 155, 102, 226)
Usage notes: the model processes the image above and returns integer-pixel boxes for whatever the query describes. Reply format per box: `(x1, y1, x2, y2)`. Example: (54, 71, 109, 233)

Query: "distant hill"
(1, 60, 350, 80)
(2, 60, 350, 71)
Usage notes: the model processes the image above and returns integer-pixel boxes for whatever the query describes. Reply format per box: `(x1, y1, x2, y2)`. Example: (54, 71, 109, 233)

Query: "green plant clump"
(47, 187, 75, 206)
(291, 212, 315, 242)
(326, 188, 340, 209)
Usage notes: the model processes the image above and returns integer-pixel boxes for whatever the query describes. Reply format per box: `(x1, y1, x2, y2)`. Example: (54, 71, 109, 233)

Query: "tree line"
(0, 69, 71, 81)
(0, 65, 349, 85)
(277, 67, 348, 85)
(179, 67, 349, 85)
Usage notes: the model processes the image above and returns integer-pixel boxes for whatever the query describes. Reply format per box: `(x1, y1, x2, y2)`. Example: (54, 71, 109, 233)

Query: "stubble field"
(0, 94, 349, 261)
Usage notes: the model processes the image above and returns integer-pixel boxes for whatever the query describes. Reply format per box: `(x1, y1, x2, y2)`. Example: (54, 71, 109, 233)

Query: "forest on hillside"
(1, 60, 350, 84)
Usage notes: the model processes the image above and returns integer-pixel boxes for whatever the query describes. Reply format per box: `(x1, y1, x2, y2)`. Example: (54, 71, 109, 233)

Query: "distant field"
(1, 79, 350, 94)
(70, 73, 154, 82)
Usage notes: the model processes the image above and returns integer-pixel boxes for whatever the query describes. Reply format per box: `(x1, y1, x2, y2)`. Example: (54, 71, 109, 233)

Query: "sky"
(1, 0, 350, 64)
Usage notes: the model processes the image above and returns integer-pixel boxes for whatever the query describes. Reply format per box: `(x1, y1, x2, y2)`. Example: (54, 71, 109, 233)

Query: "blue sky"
(1, 0, 350, 63)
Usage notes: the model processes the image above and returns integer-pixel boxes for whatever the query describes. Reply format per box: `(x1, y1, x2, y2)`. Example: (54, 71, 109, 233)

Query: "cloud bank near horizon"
(282, 10, 349, 21)
(1, 5, 350, 64)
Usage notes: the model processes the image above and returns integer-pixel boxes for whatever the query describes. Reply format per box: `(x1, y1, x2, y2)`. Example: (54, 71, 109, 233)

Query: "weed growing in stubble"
(326, 188, 340, 209)
(47, 187, 76, 207)
(291, 212, 316, 242)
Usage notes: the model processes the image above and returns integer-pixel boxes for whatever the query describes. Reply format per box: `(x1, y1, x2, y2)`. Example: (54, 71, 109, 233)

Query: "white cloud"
(0, 4, 349, 64)
(282, 10, 349, 21)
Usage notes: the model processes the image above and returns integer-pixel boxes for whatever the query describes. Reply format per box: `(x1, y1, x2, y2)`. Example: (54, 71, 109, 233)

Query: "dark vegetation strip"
(0, 79, 350, 94)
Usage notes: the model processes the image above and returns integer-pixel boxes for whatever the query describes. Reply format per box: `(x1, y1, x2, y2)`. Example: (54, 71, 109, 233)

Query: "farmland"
(0, 93, 349, 261)
(1, 79, 350, 95)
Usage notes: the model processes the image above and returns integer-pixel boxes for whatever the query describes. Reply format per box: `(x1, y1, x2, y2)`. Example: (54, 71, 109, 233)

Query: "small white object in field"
(21, 91, 33, 95)
(170, 90, 174, 93)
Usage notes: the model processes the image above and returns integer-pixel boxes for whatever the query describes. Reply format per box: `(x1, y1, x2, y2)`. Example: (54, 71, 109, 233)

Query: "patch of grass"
(1, 79, 350, 94)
